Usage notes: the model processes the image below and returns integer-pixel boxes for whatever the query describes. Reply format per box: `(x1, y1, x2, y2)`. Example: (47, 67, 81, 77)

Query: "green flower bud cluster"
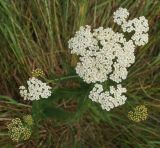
(7, 115, 34, 142)
(23, 115, 34, 126)
(128, 105, 148, 122)
(32, 68, 44, 77)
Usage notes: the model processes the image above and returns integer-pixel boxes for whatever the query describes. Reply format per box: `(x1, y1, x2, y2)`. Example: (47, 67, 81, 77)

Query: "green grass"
(0, 0, 160, 147)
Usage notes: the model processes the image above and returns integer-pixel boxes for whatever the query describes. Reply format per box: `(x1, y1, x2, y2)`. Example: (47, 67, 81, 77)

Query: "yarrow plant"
(68, 8, 149, 111)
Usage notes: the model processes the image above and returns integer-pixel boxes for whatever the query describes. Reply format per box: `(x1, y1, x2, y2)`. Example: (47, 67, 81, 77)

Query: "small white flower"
(19, 77, 52, 101)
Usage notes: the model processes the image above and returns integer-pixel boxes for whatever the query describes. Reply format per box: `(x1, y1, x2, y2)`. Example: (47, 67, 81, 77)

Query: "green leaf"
(32, 84, 91, 122)
(43, 107, 75, 121)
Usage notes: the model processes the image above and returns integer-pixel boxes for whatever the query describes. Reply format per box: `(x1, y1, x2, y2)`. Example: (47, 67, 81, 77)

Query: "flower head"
(23, 115, 34, 126)
(114, 8, 149, 46)
(21, 127, 32, 141)
(7, 118, 32, 142)
(7, 118, 22, 142)
(89, 84, 127, 111)
(68, 8, 149, 111)
(69, 26, 136, 84)
(128, 105, 148, 122)
(113, 7, 129, 25)
(32, 68, 44, 77)
(19, 77, 52, 101)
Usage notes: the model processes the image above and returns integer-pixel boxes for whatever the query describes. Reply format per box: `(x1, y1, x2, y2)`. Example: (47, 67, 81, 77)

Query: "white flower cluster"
(114, 8, 149, 46)
(89, 84, 127, 111)
(19, 77, 52, 101)
(68, 8, 149, 111)
(113, 7, 129, 25)
(69, 26, 136, 84)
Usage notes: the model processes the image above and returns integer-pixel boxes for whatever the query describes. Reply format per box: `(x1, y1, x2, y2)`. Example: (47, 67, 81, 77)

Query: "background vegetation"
(0, 0, 160, 147)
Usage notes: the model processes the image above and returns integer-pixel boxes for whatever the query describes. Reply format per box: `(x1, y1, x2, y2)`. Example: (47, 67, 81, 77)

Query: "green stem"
(46, 75, 79, 83)
(0, 133, 9, 136)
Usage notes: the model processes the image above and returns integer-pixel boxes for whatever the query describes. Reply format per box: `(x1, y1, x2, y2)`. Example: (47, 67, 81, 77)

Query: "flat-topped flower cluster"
(7, 115, 34, 142)
(19, 69, 52, 101)
(89, 84, 127, 111)
(68, 8, 149, 111)
(19, 77, 51, 101)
